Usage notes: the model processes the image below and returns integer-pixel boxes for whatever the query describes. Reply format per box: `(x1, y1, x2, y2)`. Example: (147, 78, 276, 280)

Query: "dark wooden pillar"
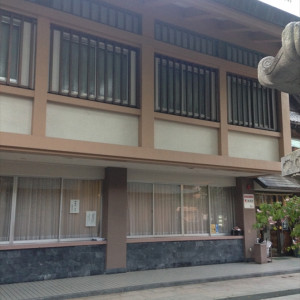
(102, 167, 127, 273)
(236, 177, 257, 261)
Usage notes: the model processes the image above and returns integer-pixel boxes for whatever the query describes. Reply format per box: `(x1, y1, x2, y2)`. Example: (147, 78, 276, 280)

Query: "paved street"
(72, 273, 300, 300)
(1, 258, 299, 300)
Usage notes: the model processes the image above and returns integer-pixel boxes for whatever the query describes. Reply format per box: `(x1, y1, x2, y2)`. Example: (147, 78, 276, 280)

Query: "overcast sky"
(259, 0, 300, 16)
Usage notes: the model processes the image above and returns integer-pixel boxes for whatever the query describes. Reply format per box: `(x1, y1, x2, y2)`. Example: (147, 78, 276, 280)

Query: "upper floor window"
(49, 26, 138, 107)
(155, 54, 219, 122)
(155, 21, 265, 68)
(0, 10, 36, 89)
(227, 73, 278, 131)
(27, 0, 142, 34)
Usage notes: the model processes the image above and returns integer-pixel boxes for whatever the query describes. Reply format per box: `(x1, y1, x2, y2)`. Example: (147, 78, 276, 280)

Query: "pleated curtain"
(183, 185, 209, 234)
(0, 177, 13, 241)
(14, 177, 61, 240)
(209, 187, 235, 234)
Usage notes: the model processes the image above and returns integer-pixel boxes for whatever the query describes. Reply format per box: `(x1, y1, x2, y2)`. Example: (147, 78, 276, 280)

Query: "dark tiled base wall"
(0, 245, 106, 284)
(1, 240, 243, 284)
(127, 239, 244, 271)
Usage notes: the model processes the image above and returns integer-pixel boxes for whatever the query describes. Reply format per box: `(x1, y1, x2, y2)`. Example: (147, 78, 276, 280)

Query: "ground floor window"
(127, 183, 235, 237)
(0, 176, 102, 243)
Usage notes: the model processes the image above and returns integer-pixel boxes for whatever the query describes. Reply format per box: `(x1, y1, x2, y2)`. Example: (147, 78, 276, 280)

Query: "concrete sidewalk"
(0, 257, 299, 300)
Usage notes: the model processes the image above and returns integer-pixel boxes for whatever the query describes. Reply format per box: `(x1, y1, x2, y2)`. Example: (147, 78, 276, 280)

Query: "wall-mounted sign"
(243, 194, 255, 209)
(86, 211, 97, 227)
(70, 199, 80, 213)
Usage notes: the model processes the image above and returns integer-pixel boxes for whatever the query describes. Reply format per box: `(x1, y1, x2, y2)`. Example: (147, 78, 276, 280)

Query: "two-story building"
(0, 0, 299, 284)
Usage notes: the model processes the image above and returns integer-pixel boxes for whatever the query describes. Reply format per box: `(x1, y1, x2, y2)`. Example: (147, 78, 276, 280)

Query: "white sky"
(259, 0, 300, 17)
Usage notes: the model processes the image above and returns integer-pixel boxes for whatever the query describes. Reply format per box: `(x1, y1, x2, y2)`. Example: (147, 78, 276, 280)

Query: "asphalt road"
(70, 273, 300, 300)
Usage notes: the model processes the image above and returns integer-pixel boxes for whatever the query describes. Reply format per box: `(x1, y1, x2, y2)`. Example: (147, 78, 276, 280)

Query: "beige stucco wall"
(0, 95, 32, 135)
(228, 131, 280, 161)
(46, 103, 139, 146)
(154, 120, 218, 155)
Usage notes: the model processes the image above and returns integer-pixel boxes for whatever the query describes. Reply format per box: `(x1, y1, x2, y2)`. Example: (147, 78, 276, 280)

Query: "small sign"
(86, 211, 97, 227)
(211, 224, 216, 234)
(70, 199, 80, 213)
(243, 194, 255, 209)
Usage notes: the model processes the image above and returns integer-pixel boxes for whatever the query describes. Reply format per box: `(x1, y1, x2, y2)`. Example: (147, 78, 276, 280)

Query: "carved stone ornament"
(258, 22, 300, 95)
(281, 148, 300, 177)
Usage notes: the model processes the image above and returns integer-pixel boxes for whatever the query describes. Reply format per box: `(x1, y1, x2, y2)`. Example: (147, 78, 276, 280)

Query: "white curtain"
(60, 179, 101, 239)
(210, 187, 235, 234)
(183, 185, 208, 234)
(14, 177, 61, 240)
(0, 177, 13, 241)
(127, 183, 236, 237)
(154, 184, 181, 235)
(127, 182, 153, 236)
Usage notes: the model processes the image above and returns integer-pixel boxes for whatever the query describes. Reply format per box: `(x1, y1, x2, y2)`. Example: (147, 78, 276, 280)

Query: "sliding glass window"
(0, 176, 102, 243)
(155, 54, 219, 121)
(50, 26, 138, 107)
(0, 10, 36, 89)
(127, 183, 235, 237)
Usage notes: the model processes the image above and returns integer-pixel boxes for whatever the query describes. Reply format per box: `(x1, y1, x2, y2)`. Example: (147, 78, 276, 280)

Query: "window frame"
(0, 176, 102, 245)
(49, 25, 139, 108)
(0, 9, 36, 89)
(227, 73, 278, 131)
(155, 54, 219, 122)
(127, 183, 236, 238)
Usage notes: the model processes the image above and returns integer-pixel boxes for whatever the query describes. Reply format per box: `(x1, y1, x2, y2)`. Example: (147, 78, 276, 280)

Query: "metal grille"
(49, 26, 139, 108)
(155, 54, 219, 122)
(0, 10, 36, 89)
(227, 73, 278, 131)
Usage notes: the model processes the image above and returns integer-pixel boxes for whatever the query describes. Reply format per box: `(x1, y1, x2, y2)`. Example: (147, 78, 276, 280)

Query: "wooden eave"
(137, 0, 287, 53)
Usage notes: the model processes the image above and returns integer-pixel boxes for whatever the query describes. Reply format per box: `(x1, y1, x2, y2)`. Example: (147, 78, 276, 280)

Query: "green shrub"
(254, 196, 300, 250)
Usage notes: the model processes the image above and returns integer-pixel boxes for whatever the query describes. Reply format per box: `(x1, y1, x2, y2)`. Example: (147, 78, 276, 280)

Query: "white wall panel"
(154, 120, 218, 155)
(0, 95, 32, 134)
(46, 103, 138, 146)
(228, 131, 280, 161)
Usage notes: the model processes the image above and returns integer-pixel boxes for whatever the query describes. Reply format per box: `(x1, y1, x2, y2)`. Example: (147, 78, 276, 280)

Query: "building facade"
(0, 0, 299, 284)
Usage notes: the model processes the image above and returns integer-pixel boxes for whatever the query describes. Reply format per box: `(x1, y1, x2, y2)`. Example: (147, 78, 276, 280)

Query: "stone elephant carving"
(258, 21, 300, 95)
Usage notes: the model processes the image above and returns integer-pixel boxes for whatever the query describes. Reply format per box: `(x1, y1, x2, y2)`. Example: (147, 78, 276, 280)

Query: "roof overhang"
(255, 175, 300, 191)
